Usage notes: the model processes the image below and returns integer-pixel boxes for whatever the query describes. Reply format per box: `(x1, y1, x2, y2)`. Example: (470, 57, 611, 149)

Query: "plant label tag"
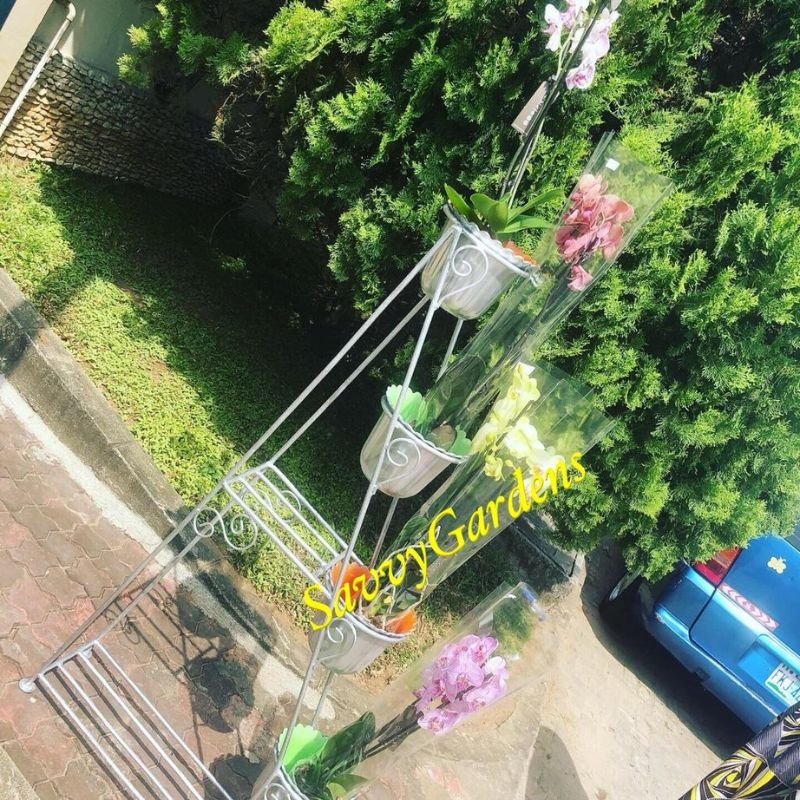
(605, 158, 620, 171)
(513, 81, 548, 135)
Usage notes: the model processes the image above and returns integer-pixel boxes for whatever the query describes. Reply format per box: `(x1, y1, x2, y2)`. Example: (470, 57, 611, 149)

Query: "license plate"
(765, 662, 800, 705)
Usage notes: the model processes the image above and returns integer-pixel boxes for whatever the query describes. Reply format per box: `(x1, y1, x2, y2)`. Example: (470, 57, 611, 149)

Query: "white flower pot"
(421, 205, 537, 320)
(360, 395, 463, 498)
(308, 608, 407, 674)
(251, 750, 306, 800)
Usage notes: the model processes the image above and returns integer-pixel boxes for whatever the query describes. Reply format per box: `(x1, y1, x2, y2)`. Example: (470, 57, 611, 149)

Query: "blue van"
(602, 526, 800, 731)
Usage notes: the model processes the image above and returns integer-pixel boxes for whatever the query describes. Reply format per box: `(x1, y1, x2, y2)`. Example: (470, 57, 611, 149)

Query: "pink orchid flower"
(599, 193, 634, 222)
(560, 0, 589, 29)
(565, 59, 596, 90)
(442, 649, 486, 701)
(413, 634, 510, 735)
(543, 4, 563, 51)
(557, 172, 635, 268)
(467, 634, 498, 663)
(582, 9, 618, 61)
(574, 173, 604, 197)
(418, 707, 464, 734)
(567, 264, 593, 291)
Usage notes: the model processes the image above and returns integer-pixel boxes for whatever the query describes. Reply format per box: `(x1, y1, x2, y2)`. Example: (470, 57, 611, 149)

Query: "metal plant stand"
(16, 5, 618, 787)
(17, 217, 517, 799)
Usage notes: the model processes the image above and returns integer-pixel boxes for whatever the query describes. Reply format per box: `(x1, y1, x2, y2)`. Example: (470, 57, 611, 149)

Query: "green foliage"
(121, 0, 800, 578)
(443, 185, 557, 239)
(385, 385, 471, 454)
(118, 1, 275, 90)
(293, 713, 374, 800)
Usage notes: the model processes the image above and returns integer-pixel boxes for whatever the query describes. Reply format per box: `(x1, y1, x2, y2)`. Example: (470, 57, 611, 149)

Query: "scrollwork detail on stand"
(265, 783, 293, 800)
(192, 507, 225, 539)
(262, 774, 296, 800)
(438, 243, 490, 306)
(377, 434, 423, 489)
(280, 489, 303, 514)
(317, 615, 359, 666)
(191, 504, 261, 552)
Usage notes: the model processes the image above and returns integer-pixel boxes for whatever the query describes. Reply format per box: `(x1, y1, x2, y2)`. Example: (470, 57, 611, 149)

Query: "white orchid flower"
(527, 447, 564, 473)
(491, 396, 520, 426)
(484, 454, 505, 480)
(503, 418, 545, 461)
(471, 417, 503, 453)
(543, 4, 563, 51)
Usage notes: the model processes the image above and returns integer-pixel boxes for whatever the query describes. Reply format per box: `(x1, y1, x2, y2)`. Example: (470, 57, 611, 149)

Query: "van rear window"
(789, 524, 800, 552)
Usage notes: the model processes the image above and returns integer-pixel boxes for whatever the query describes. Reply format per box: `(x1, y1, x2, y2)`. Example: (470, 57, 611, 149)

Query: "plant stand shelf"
(34, 641, 235, 800)
(221, 462, 349, 585)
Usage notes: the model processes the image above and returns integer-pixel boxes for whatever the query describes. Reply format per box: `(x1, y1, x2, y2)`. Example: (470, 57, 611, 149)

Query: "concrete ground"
(0, 375, 360, 799)
(0, 373, 749, 799)
(525, 543, 751, 799)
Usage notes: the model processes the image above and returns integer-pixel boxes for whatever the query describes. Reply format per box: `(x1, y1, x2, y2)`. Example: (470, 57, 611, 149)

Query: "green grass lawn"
(0, 157, 523, 672)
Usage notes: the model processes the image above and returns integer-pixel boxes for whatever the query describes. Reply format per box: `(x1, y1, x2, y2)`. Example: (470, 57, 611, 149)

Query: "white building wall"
(34, 0, 150, 77)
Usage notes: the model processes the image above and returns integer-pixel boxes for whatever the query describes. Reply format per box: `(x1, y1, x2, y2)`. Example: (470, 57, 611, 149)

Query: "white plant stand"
(15, 3, 616, 785)
(16, 215, 527, 800)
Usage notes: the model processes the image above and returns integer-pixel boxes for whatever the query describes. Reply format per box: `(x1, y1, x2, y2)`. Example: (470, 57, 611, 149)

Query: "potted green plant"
(360, 385, 471, 498)
(307, 561, 418, 675)
(422, 136, 674, 436)
(420, 187, 559, 320)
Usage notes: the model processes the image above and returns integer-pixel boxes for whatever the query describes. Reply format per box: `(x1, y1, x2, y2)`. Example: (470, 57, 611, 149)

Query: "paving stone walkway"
(0, 373, 555, 800)
(0, 371, 737, 800)
(0, 379, 348, 799)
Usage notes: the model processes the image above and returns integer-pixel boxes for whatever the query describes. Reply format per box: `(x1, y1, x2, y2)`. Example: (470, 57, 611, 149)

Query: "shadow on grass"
(24, 165, 385, 535)
(5, 159, 523, 651)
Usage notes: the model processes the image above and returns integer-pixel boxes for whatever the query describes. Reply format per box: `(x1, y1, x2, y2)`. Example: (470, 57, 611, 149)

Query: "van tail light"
(693, 547, 741, 586)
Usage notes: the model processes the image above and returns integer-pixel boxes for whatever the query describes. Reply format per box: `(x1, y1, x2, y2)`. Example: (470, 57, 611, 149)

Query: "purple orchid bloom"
(413, 634, 511, 735)
(419, 707, 464, 735)
(467, 635, 499, 663)
(442, 648, 486, 701)
(565, 59, 596, 90)
(414, 676, 445, 711)
(484, 656, 510, 685)
(463, 673, 507, 709)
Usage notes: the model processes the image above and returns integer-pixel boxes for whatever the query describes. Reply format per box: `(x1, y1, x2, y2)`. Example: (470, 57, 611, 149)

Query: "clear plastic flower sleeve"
(386, 360, 614, 604)
(253, 583, 547, 800)
(423, 134, 673, 436)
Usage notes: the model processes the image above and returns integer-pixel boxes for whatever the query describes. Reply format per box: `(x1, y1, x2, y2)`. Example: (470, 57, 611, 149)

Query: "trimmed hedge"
(122, 0, 800, 576)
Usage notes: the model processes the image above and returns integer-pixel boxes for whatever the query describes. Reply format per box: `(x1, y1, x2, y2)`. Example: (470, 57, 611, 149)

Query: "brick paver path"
(0, 393, 296, 798)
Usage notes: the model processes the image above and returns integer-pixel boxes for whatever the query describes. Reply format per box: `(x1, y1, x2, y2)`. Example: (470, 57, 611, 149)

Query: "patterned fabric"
(679, 704, 800, 800)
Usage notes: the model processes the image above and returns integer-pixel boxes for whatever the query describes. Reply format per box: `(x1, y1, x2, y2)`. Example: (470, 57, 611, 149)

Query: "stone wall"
(0, 43, 234, 202)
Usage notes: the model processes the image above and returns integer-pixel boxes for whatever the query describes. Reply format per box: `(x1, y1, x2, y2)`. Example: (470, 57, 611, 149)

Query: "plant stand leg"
(276, 230, 460, 767)
(269, 298, 428, 464)
(437, 318, 464, 381)
(368, 497, 400, 569)
(310, 670, 336, 728)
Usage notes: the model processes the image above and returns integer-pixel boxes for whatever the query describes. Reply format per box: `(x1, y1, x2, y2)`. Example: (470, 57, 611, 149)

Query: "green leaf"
(444, 184, 472, 219)
(278, 725, 328, 775)
(507, 188, 562, 221)
(470, 192, 497, 219)
(450, 427, 472, 456)
(386, 385, 426, 425)
(327, 773, 368, 798)
(498, 215, 552, 234)
(470, 193, 509, 233)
